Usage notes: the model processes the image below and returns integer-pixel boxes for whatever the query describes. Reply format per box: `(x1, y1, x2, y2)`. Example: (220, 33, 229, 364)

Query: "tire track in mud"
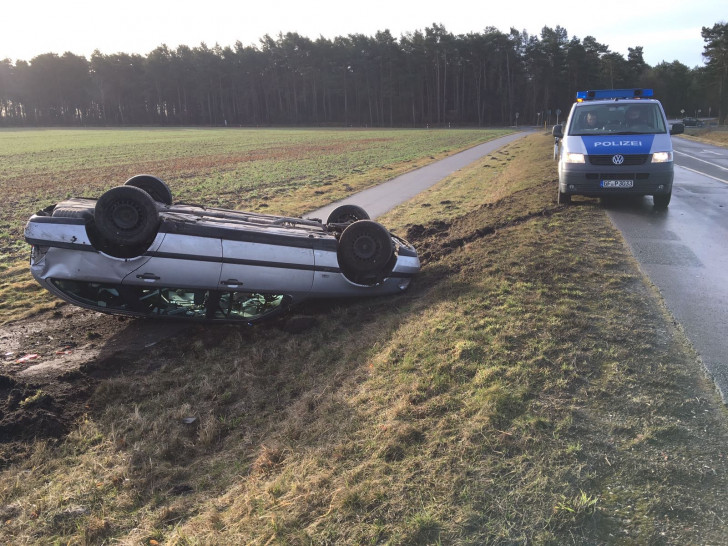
(405, 179, 559, 265)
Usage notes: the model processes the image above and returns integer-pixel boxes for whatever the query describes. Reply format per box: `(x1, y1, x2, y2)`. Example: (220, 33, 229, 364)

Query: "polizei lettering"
(593, 140, 643, 147)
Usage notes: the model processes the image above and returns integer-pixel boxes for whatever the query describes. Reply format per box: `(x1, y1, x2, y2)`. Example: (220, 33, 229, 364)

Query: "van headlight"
(563, 152, 585, 164)
(651, 151, 673, 163)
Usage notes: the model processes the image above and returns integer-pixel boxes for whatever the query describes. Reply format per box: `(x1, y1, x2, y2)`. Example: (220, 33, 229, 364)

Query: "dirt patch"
(0, 304, 324, 466)
(0, 308, 194, 464)
(406, 178, 560, 265)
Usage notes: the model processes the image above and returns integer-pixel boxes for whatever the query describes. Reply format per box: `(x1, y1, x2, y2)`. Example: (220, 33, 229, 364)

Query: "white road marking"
(674, 149, 728, 171)
(676, 165, 728, 185)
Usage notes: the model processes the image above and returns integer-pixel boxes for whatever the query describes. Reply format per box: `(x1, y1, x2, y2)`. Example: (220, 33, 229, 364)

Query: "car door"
(122, 232, 223, 289)
(220, 231, 314, 295)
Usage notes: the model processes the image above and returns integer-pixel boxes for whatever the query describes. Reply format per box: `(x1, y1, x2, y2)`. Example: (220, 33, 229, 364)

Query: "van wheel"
(653, 193, 671, 210)
(557, 188, 571, 205)
(124, 174, 173, 205)
(94, 185, 159, 257)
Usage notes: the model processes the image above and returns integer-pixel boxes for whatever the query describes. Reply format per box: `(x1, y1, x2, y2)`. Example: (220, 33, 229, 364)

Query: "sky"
(1, 0, 723, 68)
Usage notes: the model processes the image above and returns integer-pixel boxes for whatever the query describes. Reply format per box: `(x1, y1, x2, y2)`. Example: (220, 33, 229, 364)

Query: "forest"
(0, 22, 726, 128)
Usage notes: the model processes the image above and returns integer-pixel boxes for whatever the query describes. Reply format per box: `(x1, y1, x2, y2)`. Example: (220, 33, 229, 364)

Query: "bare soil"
(0, 305, 323, 467)
(0, 309, 189, 463)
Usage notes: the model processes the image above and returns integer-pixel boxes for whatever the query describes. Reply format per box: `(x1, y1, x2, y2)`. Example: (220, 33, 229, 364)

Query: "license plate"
(601, 179, 633, 188)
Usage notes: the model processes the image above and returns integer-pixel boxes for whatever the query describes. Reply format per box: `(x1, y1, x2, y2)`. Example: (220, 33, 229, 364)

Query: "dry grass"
(0, 127, 509, 325)
(1, 133, 727, 544)
(680, 127, 728, 146)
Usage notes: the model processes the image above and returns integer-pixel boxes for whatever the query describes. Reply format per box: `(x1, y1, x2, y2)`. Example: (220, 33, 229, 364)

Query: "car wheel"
(653, 192, 671, 210)
(94, 185, 160, 257)
(124, 174, 173, 205)
(338, 220, 394, 283)
(557, 188, 571, 205)
(327, 204, 370, 224)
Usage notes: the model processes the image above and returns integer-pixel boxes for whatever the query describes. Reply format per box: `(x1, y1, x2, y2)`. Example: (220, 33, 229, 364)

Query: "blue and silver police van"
(552, 89, 684, 209)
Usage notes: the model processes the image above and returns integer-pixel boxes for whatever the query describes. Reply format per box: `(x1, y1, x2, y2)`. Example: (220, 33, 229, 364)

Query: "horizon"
(1, 0, 722, 68)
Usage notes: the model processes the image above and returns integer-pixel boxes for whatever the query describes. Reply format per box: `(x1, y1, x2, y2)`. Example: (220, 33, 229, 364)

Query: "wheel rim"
(110, 200, 142, 230)
(352, 234, 379, 261)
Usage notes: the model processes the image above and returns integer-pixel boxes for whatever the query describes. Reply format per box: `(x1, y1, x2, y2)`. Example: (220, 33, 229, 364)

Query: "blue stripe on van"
(581, 134, 655, 155)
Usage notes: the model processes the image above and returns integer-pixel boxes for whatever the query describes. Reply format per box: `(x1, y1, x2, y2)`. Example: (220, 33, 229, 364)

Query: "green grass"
(1, 132, 728, 544)
(0, 127, 510, 324)
(0, 127, 507, 188)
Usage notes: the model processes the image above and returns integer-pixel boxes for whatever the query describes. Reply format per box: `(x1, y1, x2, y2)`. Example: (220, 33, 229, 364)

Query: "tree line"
(1, 23, 726, 128)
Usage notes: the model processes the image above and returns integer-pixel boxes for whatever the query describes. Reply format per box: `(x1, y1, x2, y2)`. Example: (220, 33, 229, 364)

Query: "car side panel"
(32, 245, 155, 284)
(220, 240, 314, 294)
(123, 233, 223, 290)
(26, 219, 163, 283)
(311, 246, 420, 296)
(25, 217, 95, 249)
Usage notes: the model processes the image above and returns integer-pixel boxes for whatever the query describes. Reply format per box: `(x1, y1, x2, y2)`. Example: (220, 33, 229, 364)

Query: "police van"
(552, 89, 684, 209)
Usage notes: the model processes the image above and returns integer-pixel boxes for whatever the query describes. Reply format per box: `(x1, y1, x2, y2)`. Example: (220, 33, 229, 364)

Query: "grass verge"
(680, 127, 728, 147)
(1, 133, 727, 544)
(0, 127, 509, 324)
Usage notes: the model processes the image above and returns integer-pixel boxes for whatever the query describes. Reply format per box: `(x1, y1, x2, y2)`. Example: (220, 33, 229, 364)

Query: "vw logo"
(612, 154, 625, 165)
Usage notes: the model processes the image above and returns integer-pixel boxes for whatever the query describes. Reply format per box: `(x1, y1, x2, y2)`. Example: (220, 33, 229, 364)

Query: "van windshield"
(568, 103, 666, 136)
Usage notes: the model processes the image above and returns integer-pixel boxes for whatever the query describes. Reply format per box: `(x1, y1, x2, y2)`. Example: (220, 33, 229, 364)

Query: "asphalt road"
(305, 131, 529, 221)
(606, 136, 728, 402)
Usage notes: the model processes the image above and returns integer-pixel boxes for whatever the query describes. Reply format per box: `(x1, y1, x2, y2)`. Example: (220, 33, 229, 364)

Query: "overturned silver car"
(24, 175, 420, 323)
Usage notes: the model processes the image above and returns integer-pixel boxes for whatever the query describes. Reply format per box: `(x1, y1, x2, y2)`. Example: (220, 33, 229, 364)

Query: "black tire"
(338, 220, 394, 284)
(94, 185, 159, 257)
(327, 204, 370, 224)
(557, 188, 571, 205)
(653, 192, 671, 210)
(124, 174, 173, 205)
